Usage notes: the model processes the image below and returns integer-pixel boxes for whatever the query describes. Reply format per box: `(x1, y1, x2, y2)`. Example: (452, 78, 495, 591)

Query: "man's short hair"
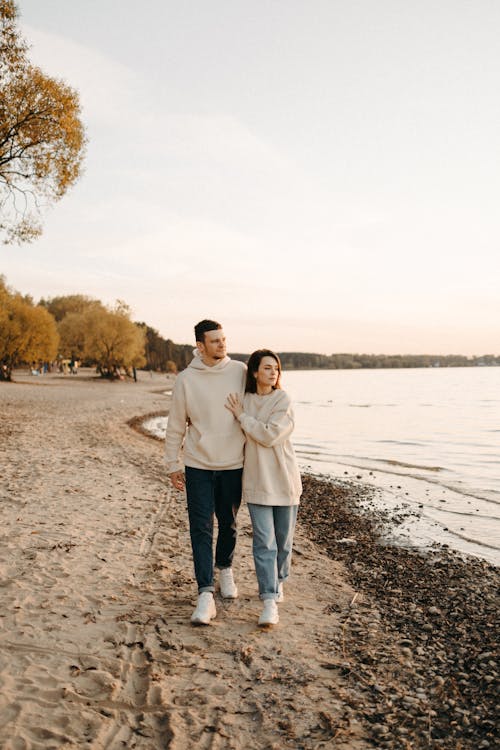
(194, 319, 222, 343)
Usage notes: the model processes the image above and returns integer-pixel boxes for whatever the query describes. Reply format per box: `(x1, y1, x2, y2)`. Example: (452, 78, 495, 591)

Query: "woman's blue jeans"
(247, 504, 298, 600)
(185, 466, 242, 593)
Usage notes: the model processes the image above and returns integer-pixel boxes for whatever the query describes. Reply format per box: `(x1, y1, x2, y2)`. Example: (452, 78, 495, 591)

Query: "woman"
(226, 349, 302, 627)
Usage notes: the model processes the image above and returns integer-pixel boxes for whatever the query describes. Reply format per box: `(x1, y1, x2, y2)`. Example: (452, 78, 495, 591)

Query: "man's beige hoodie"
(164, 353, 246, 473)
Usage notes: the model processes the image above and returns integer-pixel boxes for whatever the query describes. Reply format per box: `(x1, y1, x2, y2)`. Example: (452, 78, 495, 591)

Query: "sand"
(0, 370, 497, 750)
(0, 370, 367, 750)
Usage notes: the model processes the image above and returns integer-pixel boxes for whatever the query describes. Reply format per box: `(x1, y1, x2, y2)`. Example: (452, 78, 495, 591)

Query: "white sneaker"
(276, 582, 284, 603)
(219, 568, 238, 599)
(258, 599, 279, 627)
(191, 592, 216, 625)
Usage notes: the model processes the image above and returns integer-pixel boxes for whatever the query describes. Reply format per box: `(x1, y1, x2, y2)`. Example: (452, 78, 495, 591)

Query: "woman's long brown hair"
(245, 349, 282, 393)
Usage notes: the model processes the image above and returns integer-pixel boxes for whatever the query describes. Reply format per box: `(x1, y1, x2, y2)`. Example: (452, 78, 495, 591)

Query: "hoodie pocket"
(186, 430, 244, 467)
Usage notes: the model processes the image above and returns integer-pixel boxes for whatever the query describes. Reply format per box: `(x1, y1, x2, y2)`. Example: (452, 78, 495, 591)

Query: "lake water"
(282, 367, 500, 565)
(145, 367, 500, 565)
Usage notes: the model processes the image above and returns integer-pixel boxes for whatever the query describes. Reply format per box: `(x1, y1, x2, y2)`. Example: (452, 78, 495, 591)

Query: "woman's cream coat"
(238, 389, 302, 506)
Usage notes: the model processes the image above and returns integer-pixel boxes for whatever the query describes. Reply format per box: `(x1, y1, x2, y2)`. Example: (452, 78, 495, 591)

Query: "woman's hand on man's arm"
(225, 392, 244, 418)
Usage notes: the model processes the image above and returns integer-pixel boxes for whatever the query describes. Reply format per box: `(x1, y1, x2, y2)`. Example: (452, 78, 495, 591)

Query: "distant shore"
(228, 353, 500, 370)
(1, 370, 497, 749)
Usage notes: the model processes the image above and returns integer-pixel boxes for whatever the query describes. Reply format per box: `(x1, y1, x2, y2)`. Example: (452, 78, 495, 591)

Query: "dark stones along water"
(299, 474, 499, 750)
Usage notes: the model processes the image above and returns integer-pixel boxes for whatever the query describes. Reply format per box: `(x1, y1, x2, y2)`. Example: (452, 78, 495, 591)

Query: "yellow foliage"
(0, 1, 26, 76)
(0, 1, 86, 243)
(43, 294, 103, 323)
(57, 301, 146, 375)
(83, 306, 146, 374)
(1, 276, 146, 380)
(58, 310, 90, 360)
(0, 276, 59, 379)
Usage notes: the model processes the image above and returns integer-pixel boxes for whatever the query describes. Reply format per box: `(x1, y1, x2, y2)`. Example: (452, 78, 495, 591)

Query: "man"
(165, 320, 246, 625)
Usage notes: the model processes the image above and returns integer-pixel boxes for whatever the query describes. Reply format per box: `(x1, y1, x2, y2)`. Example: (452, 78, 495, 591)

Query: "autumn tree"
(83, 303, 146, 377)
(38, 294, 102, 363)
(56, 300, 145, 377)
(40, 293, 102, 322)
(0, 0, 86, 244)
(0, 275, 59, 380)
(57, 309, 95, 362)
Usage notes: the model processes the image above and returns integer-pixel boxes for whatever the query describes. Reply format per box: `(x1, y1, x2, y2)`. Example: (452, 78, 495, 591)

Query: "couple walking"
(165, 319, 302, 627)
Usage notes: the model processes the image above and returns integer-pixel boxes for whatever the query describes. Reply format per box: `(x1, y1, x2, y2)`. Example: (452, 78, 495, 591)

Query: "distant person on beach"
(225, 350, 302, 627)
(165, 320, 246, 625)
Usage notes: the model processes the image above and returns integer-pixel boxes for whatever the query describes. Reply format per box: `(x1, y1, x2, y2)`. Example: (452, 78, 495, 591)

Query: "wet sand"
(0, 370, 497, 749)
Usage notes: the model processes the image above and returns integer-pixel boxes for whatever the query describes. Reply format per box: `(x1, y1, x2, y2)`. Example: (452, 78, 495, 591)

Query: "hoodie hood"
(188, 353, 232, 372)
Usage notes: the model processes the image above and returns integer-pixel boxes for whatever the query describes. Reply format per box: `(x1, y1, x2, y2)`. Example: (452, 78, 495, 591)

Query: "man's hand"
(169, 470, 185, 491)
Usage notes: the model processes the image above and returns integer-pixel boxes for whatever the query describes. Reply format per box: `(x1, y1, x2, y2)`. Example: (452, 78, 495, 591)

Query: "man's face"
(198, 329, 227, 363)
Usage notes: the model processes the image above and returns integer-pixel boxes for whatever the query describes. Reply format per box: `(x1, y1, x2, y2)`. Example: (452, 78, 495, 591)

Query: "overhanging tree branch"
(0, 1, 86, 244)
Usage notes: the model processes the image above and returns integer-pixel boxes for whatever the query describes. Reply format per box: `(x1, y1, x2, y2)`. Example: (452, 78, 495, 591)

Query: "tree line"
(0, 278, 144, 381)
(0, 276, 195, 381)
(2, 276, 498, 382)
(229, 352, 500, 369)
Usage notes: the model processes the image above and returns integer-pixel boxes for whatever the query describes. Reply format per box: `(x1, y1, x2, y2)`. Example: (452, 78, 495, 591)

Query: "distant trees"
(40, 294, 101, 322)
(137, 323, 193, 372)
(54, 298, 146, 378)
(0, 281, 148, 381)
(0, 0, 86, 244)
(2, 275, 498, 383)
(0, 275, 59, 380)
(0, 277, 195, 381)
(231, 351, 500, 369)
(42, 295, 102, 362)
(83, 303, 146, 378)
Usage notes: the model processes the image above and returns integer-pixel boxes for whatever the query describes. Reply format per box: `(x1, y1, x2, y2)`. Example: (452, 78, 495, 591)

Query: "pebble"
(402, 695, 418, 705)
(372, 724, 389, 735)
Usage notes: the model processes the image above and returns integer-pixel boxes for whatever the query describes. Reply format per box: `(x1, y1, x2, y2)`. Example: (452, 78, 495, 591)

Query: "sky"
(1, 0, 499, 355)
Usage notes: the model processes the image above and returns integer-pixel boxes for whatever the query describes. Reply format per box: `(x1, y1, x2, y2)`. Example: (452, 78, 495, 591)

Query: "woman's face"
(254, 356, 280, 390)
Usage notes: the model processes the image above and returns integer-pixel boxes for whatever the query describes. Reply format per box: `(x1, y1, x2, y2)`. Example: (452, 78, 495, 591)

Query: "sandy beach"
(0, 371, 497, 750)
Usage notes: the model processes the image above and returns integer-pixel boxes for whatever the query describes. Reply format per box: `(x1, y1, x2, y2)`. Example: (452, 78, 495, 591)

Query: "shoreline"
(298, 474, 498, 749)
(1, 371, 497, 749)
(298, 460, 500, 566)
(133, 404, 498, 747)
(136, 412, 500, 566)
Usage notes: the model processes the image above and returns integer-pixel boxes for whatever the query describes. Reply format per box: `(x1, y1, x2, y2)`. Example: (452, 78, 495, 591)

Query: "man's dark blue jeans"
(185, 466, 243, 593)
